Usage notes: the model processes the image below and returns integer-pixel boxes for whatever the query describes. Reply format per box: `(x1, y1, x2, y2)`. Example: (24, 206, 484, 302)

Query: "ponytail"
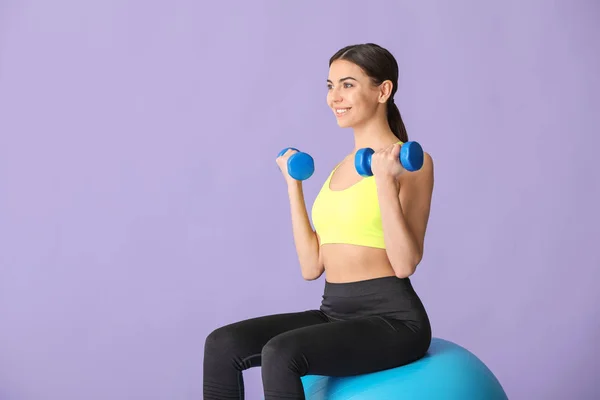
(387, 99, 408, 143)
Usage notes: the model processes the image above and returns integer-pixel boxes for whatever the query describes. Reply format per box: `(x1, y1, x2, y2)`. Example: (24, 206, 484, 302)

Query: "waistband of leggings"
(323, 276, 411, 297)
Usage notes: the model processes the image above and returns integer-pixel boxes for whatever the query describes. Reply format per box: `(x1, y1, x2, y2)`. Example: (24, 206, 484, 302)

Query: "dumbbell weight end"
(277, 147, 315, 181)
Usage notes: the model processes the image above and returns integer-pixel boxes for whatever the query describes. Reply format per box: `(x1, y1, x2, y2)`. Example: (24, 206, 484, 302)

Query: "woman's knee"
(204, 323, 265, 373)
(204, 324, 241, 357)
(261, 334, 308, 375)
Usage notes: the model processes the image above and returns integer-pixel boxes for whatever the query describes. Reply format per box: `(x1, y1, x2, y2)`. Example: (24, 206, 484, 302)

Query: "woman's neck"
(351, 118, 398, 153)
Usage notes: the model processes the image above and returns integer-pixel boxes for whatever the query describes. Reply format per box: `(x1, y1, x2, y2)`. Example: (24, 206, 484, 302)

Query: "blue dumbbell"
(355, 141, 424, 177)
(277, 147, 315, 181)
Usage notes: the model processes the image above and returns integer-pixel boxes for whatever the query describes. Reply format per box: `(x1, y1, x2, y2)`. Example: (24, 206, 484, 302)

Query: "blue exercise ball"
(300, 337, 508, 400)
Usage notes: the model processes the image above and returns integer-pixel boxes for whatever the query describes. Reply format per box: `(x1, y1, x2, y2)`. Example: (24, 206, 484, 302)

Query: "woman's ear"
(378, 80, 394, 103)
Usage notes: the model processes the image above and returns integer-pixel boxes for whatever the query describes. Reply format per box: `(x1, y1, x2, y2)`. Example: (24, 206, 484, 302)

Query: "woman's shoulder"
(399, 150, 434, 185)
(422, 151, 433, 168)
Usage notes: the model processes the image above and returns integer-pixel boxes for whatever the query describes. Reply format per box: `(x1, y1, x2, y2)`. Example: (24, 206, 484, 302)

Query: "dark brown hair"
(329, 43, 408, 142)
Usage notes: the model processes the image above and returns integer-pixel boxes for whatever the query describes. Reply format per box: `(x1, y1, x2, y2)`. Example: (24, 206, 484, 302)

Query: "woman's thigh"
(264, 315, 431, 377)
(204, 309, 329, 369)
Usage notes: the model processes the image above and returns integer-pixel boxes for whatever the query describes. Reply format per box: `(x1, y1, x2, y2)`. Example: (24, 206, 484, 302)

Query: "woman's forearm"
(375, 177, 422, 278)
(287, 181, 324, 280)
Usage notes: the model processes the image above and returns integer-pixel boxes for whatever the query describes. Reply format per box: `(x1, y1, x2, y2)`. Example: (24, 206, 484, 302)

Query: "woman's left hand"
(370, 143, 406, 182)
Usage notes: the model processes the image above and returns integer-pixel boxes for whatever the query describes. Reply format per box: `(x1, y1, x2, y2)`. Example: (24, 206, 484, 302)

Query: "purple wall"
(1, 1, 599, 399)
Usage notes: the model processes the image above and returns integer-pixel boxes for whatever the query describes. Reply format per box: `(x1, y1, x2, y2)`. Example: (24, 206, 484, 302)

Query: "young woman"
(203, 43, 435, 400)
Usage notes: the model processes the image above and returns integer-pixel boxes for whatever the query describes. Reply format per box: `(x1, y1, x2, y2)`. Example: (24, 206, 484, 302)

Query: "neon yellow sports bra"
(311, 158, 388, 249)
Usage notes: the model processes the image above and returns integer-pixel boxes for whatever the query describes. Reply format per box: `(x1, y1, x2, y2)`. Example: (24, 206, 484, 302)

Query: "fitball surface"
(299, 338, 508, 400)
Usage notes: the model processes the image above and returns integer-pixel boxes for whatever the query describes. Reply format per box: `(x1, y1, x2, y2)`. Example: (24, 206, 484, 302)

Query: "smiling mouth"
(335, 108, 351, 115)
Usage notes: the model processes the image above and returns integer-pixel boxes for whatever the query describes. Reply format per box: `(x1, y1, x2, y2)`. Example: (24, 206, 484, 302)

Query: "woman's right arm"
(286, 181, 324, 280)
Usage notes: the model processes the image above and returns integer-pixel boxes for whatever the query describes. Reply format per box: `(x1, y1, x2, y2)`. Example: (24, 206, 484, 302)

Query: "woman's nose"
(330, 89, 343, 102)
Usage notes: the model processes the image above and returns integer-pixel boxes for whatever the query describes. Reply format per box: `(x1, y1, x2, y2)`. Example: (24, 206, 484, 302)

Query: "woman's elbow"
(302, 264, 324, 281)
(392, 255, 422, 279)
(394, 267, 415, 279)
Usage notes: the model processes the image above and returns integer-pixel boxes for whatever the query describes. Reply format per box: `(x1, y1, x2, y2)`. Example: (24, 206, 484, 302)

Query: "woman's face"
(327, 59, 382, 129)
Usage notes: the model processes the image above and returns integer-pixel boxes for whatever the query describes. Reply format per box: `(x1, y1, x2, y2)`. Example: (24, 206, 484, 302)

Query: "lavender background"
(1, 1, 599, 399)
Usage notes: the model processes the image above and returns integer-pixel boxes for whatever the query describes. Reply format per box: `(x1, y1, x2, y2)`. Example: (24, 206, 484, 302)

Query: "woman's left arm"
(375, 152, 434, 278)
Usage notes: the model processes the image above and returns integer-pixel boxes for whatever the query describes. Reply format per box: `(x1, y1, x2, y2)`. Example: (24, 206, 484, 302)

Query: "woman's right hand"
(276, 148, 300, 186)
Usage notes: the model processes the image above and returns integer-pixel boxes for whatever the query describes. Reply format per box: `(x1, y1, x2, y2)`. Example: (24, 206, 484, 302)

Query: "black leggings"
(203, 276, 432, 400)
